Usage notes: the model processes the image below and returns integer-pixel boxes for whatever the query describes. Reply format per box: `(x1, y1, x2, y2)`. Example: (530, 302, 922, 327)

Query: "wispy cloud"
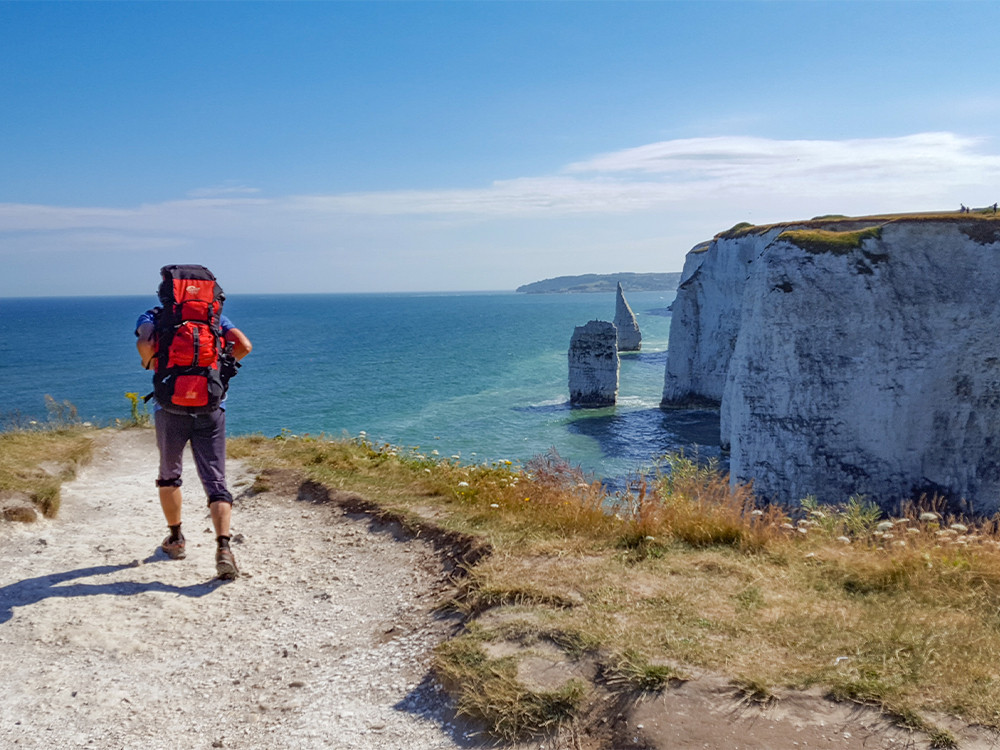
(564, 132, 1000, 197)
(4, 131, 1000, 295)
(1, 133, 997, 238)
(186, 182, 262, 198)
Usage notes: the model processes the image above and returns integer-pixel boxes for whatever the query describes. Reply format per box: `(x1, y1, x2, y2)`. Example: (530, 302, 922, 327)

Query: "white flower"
(798, 527, 808, 535)
(950, 523, 969, 533)
(751, 509, 764, 516)
(431, 450, 439, 456)
(836, 536, 851, 544)
(490, 503, 499, 508)
(457, 481, 470, 487)
(876, 521, 894, 532)
(906, 527, 920, 534)
(919, 512, 939, 522)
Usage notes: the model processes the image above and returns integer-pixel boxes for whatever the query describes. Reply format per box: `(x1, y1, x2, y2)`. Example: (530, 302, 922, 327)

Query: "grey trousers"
(154, 408, 233, 505)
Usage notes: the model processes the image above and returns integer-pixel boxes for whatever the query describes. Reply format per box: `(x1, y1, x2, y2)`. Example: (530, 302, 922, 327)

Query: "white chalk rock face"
(666, 217, 1000, 513)
(569, 320, 619, 407)
(614, 282, 642, 351)
(662, 231, 786, 407)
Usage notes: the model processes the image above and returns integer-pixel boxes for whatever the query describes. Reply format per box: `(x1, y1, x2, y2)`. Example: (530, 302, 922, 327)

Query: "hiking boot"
(161, 534, 186, 560)
(215, 547, 238, 580)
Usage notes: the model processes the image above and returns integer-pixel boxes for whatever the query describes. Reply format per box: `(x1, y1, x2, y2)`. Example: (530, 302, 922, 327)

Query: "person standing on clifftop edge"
(135, 265, 252, 579)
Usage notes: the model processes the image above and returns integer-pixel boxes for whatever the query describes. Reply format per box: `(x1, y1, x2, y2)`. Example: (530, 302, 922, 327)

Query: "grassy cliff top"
(715, 208, 1000, 242)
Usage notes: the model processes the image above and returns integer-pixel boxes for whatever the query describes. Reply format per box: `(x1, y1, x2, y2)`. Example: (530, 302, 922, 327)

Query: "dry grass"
(715, 209, 1000, 241)
(0, 427, 95, 517)
(230, 433, 1000, 739)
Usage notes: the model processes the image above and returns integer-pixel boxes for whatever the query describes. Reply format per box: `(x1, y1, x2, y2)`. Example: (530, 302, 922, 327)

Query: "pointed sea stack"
(568, 320, 619, 407)
(614, 282, 642, 351)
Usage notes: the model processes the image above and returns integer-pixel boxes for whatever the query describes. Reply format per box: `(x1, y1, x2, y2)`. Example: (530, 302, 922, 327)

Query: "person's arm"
(224, 327, 252, 360)
(136, 322, 157, 370)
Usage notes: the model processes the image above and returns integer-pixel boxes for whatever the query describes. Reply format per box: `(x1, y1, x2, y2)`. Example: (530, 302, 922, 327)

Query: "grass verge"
(0, 427, 95, 517)
(230, 433, 1000, 741)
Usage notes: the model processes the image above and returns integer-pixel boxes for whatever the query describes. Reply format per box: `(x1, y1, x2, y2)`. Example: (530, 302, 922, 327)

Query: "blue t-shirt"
(135, 309, 236, 411)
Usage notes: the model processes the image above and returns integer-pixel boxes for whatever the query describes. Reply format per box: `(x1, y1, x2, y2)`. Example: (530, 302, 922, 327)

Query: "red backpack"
(150, 264, 227, 413)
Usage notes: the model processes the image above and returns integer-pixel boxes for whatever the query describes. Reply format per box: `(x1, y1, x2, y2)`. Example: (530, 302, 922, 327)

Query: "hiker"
(134, 265, 252, 579)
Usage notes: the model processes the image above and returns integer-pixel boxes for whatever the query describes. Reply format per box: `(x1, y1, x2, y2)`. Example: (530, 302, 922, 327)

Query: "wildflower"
(523, 497, 530, 502)
(950, 523, 969, 533)
(919, 512, 939, 522)
(810, 509, 827, 519)
(894, 540, 907, 547)
(457, 481, 470, 487)
(431, 450, 440, 456)
(906, 527, 920, 534)
(751, 509, 764, 516)
(797, 527, 808, 535)
(503, 460, 512, 466)
(883, 532, 895, 540)
(644, 536, 655, 542)
(836, 536, 851, 544)
(490, 503, 499, 509)
(781, 523, 795, 530)
(451, 455, 461, 460)
(876, 521, 894, 532)
(424, 469, 432, 474)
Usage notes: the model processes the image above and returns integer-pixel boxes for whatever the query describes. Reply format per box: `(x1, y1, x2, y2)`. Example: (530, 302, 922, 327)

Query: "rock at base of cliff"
(569, 320, 619, 408)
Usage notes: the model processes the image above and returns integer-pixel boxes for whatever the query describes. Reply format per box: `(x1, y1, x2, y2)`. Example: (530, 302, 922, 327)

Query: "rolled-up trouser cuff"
(156, 477, 183, 488)
(207, 491, 234, 507)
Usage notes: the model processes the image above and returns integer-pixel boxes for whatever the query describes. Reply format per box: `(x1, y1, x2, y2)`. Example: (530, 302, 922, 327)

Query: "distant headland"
(515, 272, 682, 294)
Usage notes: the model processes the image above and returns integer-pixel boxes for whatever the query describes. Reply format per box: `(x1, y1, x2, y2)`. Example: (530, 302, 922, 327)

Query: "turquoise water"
(0, 292, 720, 479)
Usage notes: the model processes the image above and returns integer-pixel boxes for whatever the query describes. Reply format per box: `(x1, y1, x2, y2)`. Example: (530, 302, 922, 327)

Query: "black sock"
(168, 524, 183, 542)
(217, 535, 231, 550)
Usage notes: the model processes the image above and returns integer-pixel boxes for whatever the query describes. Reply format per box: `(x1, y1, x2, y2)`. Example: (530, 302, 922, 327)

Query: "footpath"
(0, 429, 488, 750)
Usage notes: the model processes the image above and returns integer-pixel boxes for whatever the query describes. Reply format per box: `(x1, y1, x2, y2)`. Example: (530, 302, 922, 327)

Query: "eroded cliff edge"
(663, 214, 1000, 513)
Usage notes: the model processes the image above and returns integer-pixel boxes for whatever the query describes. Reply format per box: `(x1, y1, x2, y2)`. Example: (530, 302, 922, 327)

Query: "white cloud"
(3, 132, 1000, 294)
(565, 133, 1000, 197)
(186, 182, 262, 198)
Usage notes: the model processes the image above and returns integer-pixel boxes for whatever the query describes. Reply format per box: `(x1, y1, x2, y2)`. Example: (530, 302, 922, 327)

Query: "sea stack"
(614, 282, 642, 351)
(663, 215, 1000, 514)
(569, 320, 619, 407)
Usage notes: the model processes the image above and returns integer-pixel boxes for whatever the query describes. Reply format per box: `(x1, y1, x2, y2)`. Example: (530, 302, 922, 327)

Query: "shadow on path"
(0, 560, 222, 625)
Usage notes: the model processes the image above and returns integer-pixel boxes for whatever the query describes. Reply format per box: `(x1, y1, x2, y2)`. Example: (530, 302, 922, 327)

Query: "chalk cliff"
(614, 282, 642, 352)
(663, 215, 1000, 513)
(569, 320, 619, 407)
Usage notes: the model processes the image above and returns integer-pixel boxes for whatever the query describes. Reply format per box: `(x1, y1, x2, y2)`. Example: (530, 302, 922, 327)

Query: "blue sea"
(0, 292, 720, 481)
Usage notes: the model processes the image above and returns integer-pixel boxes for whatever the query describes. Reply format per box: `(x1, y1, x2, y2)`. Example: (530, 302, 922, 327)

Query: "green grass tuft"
(778, 225, 883, 255)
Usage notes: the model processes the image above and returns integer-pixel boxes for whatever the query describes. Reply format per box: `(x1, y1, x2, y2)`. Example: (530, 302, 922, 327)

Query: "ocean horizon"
(0, 291, 721, 482)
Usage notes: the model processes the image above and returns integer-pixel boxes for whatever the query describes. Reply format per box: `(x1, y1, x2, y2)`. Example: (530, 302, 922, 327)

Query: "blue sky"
(3, 1, 1000, 296)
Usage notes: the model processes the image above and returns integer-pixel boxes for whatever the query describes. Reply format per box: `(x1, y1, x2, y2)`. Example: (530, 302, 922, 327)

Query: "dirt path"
(0, 429, 480, 750)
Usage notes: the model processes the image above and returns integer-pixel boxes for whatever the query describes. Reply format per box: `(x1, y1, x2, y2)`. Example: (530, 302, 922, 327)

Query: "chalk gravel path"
(0, 429, 496, 750)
